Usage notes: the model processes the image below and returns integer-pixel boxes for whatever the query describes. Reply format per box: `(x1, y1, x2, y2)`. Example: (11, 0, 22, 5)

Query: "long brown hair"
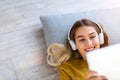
(47, 19, 109, 67)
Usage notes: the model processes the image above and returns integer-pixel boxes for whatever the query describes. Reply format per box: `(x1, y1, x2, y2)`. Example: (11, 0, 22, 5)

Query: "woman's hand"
(87, 71, 108, 80)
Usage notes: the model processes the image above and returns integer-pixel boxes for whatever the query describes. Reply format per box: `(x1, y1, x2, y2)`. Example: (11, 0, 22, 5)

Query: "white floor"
(0, 0, 120, 80)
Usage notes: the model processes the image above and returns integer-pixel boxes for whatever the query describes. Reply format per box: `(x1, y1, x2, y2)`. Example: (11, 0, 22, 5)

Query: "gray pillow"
(40, 8, 120, 47)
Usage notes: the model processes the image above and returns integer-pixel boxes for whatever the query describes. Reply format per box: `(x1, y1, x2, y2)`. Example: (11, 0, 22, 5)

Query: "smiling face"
(75, 26, 100, 60)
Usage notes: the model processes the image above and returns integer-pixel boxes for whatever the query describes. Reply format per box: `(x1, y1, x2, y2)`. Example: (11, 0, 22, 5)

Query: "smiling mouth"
(84, 47, 95, 52)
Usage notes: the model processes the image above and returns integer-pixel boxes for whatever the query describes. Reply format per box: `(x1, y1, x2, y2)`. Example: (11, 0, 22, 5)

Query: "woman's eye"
(79, 39, 85, 42)
(90, 36, 96, 39)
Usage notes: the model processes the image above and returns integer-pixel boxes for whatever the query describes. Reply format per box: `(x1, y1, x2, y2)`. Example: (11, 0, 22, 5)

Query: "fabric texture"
(59, 59, 89, 80)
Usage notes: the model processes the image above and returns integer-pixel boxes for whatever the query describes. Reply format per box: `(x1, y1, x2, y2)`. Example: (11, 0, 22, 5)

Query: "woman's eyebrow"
(77, 32, 96, 38)
(89, 32, 96, 35)
(77, 35, 84, 39)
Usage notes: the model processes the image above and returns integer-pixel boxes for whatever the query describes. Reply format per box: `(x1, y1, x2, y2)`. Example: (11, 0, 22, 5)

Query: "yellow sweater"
(60, 58, 89, 80)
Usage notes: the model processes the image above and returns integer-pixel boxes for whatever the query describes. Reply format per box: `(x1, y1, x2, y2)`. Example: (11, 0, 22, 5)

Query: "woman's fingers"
(87, 70, 98, 79)
(87, 70, 108, 80)
(90, 75, 108, 80)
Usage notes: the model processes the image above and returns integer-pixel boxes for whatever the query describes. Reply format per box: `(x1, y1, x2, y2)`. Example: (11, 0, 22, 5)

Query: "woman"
(47, 19, 109, 80)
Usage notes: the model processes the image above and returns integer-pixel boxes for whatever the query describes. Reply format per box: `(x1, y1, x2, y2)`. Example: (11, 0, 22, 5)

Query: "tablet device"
(86, 43, 120, 80)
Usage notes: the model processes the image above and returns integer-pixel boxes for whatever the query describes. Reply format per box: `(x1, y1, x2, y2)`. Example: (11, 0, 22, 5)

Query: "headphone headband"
(95, 22, 103, 33)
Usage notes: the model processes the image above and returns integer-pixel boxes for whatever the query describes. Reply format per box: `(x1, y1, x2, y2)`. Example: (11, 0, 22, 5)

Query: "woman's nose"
(86, 39, 92, 46)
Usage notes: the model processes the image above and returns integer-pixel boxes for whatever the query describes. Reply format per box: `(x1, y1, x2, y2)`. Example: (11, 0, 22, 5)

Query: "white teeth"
(85, 47, 95, 52)
(86, 48, 94, 50)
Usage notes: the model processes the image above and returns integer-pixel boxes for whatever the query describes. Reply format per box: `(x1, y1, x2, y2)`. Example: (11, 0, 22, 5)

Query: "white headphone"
(68, 21, 104, 50)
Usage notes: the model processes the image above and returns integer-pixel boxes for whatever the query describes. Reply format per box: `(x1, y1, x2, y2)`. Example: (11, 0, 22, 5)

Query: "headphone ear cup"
(69, 40, 77, 50)
(99, 32, 104, 44)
